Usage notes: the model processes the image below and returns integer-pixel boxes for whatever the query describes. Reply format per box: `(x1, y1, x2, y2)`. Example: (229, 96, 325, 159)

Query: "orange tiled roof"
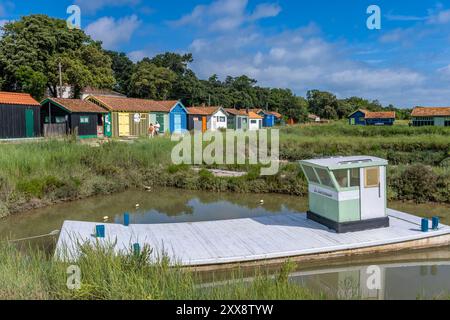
(269, 111, 282, 118)
(88, 96, 179, 112)
(248, 111, 263, 119)
(364, 111, 396, 119)
(224, 108, 248, 116)
(412, 107, 450, 117)
(44, 98, 108, 113)
(188, 106, 222, 115)
(0, 91, 40, 106)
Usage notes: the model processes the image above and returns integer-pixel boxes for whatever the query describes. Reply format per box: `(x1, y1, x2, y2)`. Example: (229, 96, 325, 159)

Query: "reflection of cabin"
(225, 108, 249, 130)
(348, 109, 395, 126)
(248, 111, 263, 130)
(86, 96, 187, 137)
(0, 91, 41, 139)
(411, 107, 450, 127)
(40, 98, 108, 138)
(299, 156, 389, 233)
(187, 106, 228, 132)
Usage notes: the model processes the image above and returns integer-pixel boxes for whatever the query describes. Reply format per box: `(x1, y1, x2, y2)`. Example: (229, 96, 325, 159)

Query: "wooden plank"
(55, 209, 450, 266)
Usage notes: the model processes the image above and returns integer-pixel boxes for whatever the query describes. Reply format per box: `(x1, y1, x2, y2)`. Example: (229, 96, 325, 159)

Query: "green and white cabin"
(299, 156, 389, 233)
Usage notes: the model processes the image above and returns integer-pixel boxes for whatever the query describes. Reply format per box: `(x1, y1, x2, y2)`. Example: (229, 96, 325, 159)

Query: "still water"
(1, 188, 449, 299)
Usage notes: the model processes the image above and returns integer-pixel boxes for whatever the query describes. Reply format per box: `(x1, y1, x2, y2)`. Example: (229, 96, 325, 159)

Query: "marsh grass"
(0, 123, 449, 217)
(0, 241, 321, 300)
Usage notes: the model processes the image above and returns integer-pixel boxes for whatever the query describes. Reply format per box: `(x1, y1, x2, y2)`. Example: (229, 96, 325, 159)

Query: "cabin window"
(55, 116, 66, 123)
(251, 120, 257, 124)
(333, 169, 349, 188)
(350, 168, 360, 187)
(315, 168, 335, 188)
(302, 165, 320, 184)
(80, 116, 89, 124)
(219, 116, 226, 122)
(365, 167, 379, 188)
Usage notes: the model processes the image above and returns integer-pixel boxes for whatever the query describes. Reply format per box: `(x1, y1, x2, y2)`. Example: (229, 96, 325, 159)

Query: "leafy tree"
(307, 90, 340, 119)
(0, 15, 115, 98)
(150, 52, 193, 76)
(14, 66, 47, 100)
(129, 60, 177, 99)
(106, 51, 134, 94)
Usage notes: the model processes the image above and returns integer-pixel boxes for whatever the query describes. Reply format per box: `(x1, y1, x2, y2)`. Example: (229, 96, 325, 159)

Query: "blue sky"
(1, 0, 450, 107)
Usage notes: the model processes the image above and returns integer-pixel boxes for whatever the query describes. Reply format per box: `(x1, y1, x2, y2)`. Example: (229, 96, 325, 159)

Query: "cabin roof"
(300, 156, 388, 170)
(0, 91, 40, 106)
(269, 111, 282, 118)
(248, 111, 263, 119)
(348, 109, 395, 119)
(364, 111, 396, 119)
(88, 95, 179, 112)
(42, 98, 108, 113)
(188, 106, 224, 115)
(412, 107, 450, 117)
(224, 108, 248, 116)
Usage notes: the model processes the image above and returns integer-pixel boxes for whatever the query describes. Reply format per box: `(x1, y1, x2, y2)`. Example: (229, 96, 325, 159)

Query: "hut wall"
(70, 113, 100, 137)
(0, 104, 40, 139)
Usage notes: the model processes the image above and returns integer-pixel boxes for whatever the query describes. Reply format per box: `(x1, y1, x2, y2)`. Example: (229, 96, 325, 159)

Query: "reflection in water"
(292, 263, 450, 300)
(0, 187, 449, 299)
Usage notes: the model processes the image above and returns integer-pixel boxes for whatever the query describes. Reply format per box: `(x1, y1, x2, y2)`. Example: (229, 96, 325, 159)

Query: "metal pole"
(58, 62, 63, 98)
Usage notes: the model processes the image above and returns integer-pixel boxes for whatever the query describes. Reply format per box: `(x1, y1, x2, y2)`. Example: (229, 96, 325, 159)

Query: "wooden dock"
(55, 209, 450, 267)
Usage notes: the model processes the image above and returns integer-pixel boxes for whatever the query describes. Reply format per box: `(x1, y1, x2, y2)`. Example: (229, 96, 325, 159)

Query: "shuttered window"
(365, 167, 379, 188)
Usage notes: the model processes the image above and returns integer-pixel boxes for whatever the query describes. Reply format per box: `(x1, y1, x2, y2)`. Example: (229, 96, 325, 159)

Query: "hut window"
(365, 167, 379, 188)
(55, 116, 66, 123)
(350, 168, 360, 187)
(80, 116, 89, 124)
(302, 165, 320, 184)
(251, 120, 257, 124)
(333, 169, 349, 188)
(315, 168, 335, 188)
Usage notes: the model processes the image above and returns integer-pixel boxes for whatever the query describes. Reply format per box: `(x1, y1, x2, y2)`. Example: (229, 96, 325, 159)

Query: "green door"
(25, 109, 34, 137)
(156, 113, 165, 132)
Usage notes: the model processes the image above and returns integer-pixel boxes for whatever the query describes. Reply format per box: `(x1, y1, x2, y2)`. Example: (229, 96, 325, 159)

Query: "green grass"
(0, 241, 322, 300)
(0, 123, 449, 218)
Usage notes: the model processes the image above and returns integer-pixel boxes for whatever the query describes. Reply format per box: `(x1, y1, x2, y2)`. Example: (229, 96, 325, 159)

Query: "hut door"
(25, 109, 34, 137)
(118, 113, 130, 136)
(360, 166, 385, 220)
(202, 116, 207, 132)
(156, 113, 165, 132)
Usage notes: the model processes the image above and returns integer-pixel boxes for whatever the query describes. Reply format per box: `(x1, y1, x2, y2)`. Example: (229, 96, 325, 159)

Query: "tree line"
(0, 15, 410, 121)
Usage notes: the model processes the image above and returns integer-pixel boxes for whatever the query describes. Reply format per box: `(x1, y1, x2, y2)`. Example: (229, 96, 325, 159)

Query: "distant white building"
(48, 86, 126, 100)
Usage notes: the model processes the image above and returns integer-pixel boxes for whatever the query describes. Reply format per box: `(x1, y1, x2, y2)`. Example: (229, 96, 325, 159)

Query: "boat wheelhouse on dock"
(300, 156, 389, 233)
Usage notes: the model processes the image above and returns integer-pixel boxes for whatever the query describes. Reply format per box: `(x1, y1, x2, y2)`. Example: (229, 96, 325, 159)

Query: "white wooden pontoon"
(55, 209, 450, 267)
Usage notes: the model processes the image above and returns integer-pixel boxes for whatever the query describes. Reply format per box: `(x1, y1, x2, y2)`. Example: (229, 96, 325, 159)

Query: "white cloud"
(185, 23, 447, 107)
(170, 0, 281, 32)
(0, 19, 10, 37)
(249, 3, 282, 21)
(85, 15, 141, 50)
(75, 0, 140, 14)
(127, 50, 147, 62)
(427, 9, 450, 24)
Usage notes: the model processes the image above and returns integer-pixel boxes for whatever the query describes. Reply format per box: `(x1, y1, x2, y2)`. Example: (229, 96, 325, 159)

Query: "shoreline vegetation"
(0, 242, 323, 300)
(0, 123, 449, 218)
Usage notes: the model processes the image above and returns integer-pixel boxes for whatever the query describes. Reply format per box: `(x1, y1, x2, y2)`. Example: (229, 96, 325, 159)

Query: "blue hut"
(256, 109, 275, 127)
(168, 102, 188, 133)
(348, 109, 395, 126)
